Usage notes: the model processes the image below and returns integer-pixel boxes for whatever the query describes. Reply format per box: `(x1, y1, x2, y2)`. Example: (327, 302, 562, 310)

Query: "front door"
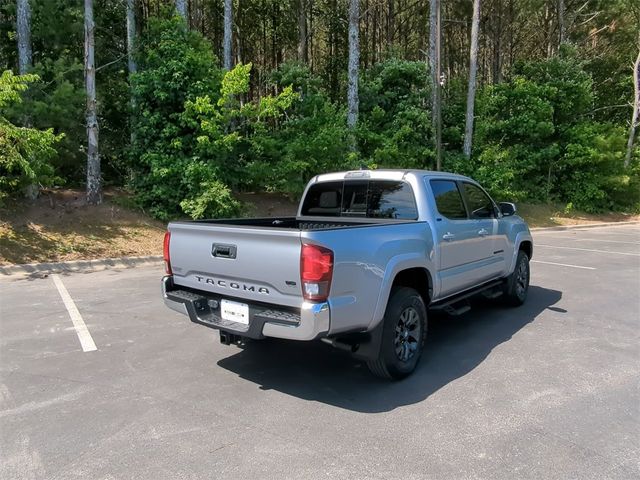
(460, 181, 505, 282)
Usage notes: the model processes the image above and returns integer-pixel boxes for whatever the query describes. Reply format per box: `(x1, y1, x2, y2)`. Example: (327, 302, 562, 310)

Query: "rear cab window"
(300, 179, 418, 219)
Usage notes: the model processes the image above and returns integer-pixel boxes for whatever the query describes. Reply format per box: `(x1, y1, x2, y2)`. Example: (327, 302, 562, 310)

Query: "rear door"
(168, 223, 303, 308)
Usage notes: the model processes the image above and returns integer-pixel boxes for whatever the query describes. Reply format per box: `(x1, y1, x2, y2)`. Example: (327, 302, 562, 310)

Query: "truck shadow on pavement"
(217, 285, 562, 413)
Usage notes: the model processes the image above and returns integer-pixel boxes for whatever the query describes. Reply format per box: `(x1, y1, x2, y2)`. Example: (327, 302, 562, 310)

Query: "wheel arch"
(391, 268, 432, 308)
(519, 240, 533, 260)
(371, 259, 433, 330)
(507, 231, 534, 273)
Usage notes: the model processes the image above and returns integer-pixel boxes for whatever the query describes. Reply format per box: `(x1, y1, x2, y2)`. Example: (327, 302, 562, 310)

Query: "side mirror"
(499, 202, 517, 216)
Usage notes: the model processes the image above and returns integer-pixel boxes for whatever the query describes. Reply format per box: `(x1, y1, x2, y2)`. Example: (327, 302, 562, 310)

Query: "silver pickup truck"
(162, 170, 533, 379)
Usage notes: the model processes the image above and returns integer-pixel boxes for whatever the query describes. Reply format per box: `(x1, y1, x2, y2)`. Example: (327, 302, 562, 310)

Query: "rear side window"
(301, 180, 418, 219)
(430, 180, 467, 220)
(462, 182, 496, 219)
(368, 181, 417, 219)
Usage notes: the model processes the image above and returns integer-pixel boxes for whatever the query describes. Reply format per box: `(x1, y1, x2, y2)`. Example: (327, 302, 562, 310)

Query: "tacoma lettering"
(193, 275, 269, 294)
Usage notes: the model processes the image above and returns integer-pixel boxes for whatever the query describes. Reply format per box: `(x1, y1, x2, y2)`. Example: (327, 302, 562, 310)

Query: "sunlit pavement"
(1, 224, 638, 479)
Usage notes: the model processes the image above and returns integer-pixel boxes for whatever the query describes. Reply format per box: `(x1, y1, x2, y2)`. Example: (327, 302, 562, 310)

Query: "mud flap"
(350, 320, 385, 362)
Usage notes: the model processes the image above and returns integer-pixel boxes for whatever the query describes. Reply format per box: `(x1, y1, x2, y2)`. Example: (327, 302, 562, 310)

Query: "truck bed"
(166, 216, 419, 311)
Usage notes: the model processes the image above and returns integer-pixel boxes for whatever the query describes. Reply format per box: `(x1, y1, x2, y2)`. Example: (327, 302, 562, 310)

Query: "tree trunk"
(223, 0, 233, 70)
(545, 3, 553, 57)
(558, 0, 565, 46)
(387, 0, 394, 50)
(126, 0, 137, 74)
(492, 0, 502, 83)
(297, 0, 307, 63)
(16, 0, 32, 75)
(309, 0, 314, 70)
(429, 0, 441, 170)
(85, 0, 101, 205)
(625, 43, 640, 168)
(175, 0, 187, 20)
(127, 0, 137, 147)
(329, 0, 337, 99)
(17, 0, 38, 199)
(463, 0, 481, 158)
(347, 0, 360, 131)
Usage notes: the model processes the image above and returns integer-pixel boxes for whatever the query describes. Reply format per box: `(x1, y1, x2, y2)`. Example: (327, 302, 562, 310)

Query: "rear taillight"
(163, 231, 172, 275)
(301, 244, 333, 302)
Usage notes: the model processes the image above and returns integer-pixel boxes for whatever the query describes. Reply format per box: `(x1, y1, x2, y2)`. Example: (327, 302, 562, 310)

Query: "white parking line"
(51, 274, 97, 352)
(575, 238, 640, 245)
(535, 244, 640, 257)
(531, 260, 596, 270)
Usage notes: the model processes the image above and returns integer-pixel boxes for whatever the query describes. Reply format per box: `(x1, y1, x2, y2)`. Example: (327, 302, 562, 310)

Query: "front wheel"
(367, 287, 427, 380)
(503, 250, 530, 306)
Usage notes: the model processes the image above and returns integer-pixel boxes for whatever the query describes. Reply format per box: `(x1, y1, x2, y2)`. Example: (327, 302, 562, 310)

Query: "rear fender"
(370, 254, 434, 330)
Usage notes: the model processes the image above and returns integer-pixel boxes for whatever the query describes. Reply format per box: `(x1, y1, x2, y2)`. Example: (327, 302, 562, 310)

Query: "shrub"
(0, 71, 62, 203)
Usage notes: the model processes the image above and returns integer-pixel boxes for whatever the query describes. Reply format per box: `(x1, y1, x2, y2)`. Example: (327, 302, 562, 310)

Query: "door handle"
(442, 232, 456, 241)
(212, 243, 237, 259)
(478, 228, 489, 237)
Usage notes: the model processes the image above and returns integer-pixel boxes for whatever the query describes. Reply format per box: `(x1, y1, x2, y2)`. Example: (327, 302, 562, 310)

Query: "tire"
(503, 250, 530, 306)
(367, 287, 427, 380)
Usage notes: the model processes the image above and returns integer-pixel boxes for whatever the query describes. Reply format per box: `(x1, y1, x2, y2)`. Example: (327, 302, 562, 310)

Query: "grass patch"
(517, 202, 639, 228)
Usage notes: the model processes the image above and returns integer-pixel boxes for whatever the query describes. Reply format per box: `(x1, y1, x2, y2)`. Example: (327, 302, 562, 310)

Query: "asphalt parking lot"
(1, 223, 639, 480)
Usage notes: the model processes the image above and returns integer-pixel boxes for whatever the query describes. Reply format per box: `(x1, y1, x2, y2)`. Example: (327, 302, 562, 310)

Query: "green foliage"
(358, 59, 434, 169)
(7, 56, 85, 180)
(3, 0, 639, 220)
(178, 168, 240, 220)
(558, 123, 636, 212)
(473, 76, 559, 200)
(0, 71, 62, 202)
(129, 17, 239, 220)
(245, 62, 353, 195)
(462, 52, 639, 212)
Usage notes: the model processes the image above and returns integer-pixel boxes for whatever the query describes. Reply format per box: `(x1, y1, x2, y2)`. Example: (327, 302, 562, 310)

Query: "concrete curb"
(530, 221, 640, 232)
(0, 255, 163, 279)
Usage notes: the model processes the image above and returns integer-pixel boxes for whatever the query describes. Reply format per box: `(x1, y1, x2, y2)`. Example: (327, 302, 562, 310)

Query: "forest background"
(1, 0, 639, 223)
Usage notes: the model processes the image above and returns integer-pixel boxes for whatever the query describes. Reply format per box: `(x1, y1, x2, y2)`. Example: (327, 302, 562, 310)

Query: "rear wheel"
(503, 250, 530, 306)
(367, 287, 427, 380)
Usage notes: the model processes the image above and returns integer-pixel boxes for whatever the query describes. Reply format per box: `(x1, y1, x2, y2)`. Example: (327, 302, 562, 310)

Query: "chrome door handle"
(442, 232, 456, 241)
(478, 229, 489, 236)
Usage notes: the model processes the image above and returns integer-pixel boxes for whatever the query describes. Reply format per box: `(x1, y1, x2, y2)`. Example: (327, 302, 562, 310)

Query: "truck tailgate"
(168, 223, 303, 308)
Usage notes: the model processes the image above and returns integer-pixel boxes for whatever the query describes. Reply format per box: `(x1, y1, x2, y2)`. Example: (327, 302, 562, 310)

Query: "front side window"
(462, 182, 496, 219)
(300, 180, 418, 219)
(430, 180, 467, 220)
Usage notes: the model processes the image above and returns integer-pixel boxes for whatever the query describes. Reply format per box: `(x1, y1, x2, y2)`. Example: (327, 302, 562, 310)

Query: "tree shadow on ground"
(217, 285, 562, 413)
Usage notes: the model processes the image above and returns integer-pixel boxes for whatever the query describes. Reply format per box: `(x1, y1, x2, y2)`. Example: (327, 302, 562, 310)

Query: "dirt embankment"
(0, 189, 636, 266)
(0, 189, 299, 265)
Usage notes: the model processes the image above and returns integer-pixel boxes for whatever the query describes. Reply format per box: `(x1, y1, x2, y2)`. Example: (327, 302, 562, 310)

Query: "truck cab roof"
(312, 169, 474, 184)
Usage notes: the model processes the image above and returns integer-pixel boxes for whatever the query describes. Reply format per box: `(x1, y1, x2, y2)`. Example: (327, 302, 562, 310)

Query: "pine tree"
(463, 0, 481, 158)
(85, 0, 100, 205)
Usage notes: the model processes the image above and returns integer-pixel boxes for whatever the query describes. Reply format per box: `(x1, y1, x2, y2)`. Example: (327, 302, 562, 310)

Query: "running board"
(442, 303, 471, 316)
(430, 279, 504, 313)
